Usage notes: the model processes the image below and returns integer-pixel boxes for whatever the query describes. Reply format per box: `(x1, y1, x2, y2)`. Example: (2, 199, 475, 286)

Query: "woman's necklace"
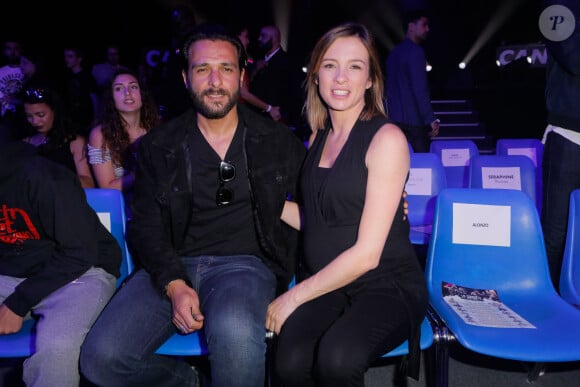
(30, 134, 48, 146)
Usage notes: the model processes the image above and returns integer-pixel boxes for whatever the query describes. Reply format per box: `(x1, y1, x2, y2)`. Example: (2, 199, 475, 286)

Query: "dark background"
(2, 0, 548, 139)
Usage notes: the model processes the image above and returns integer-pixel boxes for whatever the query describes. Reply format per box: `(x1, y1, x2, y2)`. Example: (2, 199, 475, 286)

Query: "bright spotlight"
(526, 56, 532, 64)
(458, 0, 526, 69)
(302, 66, 307, 73)
(426, 63, 432, 72)
(458, 62, 466, 69)
(495, 59, 501, 67)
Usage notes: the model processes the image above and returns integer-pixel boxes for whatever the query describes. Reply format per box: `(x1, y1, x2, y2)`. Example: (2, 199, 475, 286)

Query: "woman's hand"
(266, 290, 299, 335)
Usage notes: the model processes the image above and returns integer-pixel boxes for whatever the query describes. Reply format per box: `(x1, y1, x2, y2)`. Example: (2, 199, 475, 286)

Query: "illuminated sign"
(496, 44, 547, 67)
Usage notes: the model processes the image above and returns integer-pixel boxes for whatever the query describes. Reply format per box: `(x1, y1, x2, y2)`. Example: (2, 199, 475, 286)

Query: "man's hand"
(0, 304, 24, 334)
(429, 119, 440, 137)
(166, 280, 204, 334)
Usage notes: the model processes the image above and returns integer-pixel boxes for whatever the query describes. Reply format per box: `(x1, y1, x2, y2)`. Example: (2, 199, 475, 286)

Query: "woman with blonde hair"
(267, 22, 428, 386)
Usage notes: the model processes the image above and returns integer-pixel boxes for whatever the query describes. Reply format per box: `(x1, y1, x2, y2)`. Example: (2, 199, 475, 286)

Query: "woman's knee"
(316, 343, 366, 386)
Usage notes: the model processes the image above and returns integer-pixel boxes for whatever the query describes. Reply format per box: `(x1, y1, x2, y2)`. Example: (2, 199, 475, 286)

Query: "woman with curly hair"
(22, 84, 95, 188)
(88, 68, 160, 196)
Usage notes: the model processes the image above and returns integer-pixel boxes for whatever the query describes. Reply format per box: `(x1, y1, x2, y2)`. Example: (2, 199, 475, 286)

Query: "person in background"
(0, 125, 121, 387)
(62, 46, 99, 138)
(266, 22, 428, 386)
(540, 0, 580, 292)
(87, 68, 160, 208)
(0, 38, 36, 133)
(385, 9, 439, 152)
(250, 24, 304, 130)
(92, 44, 125, 93)
(147, 3, 197, 122)
(80, 23, 306, 387)
(91, 44, 127, 114)
(21, 84, 95, 188)
(233, 25, 282, 121)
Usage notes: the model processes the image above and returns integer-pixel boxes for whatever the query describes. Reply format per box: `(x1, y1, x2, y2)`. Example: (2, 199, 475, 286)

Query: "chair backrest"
(468, 154, 538, 213)
(495, 138, 543, 169)
(405, 153, 448, 227)
(560, 189, 580, 307)
(84, 188, 134, 287)
(425, 188, 554, 303)
(429, 140, 479, 188)
(495, 138, 543, 214)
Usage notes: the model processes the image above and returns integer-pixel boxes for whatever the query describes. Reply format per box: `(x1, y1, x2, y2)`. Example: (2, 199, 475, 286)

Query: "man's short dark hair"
(180, 22, 247, 72)
(403, 9, 430, 31)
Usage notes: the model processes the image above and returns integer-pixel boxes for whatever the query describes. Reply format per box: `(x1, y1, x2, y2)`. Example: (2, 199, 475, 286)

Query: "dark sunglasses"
(24, 87, 46, 103)
(216, 161, 236, 207)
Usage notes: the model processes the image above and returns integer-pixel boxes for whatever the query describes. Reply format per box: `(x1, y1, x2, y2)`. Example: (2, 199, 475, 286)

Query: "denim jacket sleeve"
(127, 128, 192, 294)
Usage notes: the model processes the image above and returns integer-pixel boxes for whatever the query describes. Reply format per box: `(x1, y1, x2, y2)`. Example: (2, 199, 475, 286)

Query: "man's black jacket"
(128, 105, 306, 294)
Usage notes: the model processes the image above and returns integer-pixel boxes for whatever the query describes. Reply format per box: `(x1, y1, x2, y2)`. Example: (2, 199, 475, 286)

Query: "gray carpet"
(365, 343, 580, 387)
(2, 344, 579, 387)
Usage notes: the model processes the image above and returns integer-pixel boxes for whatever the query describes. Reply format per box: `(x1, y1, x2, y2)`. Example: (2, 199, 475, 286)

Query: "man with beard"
(250, 25, 304, 134)
(80, 23, 306, 387)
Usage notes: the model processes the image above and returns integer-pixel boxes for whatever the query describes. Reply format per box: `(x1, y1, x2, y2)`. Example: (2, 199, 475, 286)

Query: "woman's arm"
(267, 123, 410, 333)
(70, 136, 95, 188)
(280, 200, 301, 230)
(88, 126, 126, 191)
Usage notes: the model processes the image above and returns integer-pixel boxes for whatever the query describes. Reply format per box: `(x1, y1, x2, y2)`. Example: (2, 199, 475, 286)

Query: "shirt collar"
(264, 47, 281, 62)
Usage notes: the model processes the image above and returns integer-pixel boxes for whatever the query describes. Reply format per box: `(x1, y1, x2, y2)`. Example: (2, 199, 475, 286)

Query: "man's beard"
(191, 87, 240, 119)
(257, 39, 273, 57)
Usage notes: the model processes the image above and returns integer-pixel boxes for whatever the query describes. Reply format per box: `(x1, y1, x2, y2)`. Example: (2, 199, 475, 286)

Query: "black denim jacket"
(127, 105, 306, 294)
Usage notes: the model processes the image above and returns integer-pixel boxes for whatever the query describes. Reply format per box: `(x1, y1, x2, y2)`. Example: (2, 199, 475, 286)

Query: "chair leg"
(525, 362, 546, 383)
(433, 325, 451, 387)
(265, 335, 280, 387)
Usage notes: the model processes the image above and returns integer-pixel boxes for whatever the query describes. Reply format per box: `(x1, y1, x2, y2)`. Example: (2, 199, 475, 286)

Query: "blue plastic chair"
(560, 189, 580, 308)
(84, 188, 134, 286)
(155, 330, 209, 356)
(430, 140, 479, 188)
(0, 188, 133, 358)
(426, 188, 580, 386)
(468, 154, 538, 213)
(495, 138, 544, 214)
(405, 153, 448, 245)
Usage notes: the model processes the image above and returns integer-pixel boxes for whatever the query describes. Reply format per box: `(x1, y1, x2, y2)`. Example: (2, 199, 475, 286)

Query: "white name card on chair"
(507, 148, 537, 167)
(405, 168, 432, 195)
(452, 203, 511, 246)
(481, 167, 522, 190)
(441, 148, 470, 167)
(96, 212, 112, 232)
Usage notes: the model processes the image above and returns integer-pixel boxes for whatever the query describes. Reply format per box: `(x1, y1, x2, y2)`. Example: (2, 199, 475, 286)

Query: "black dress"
(298, 115, 428, 379)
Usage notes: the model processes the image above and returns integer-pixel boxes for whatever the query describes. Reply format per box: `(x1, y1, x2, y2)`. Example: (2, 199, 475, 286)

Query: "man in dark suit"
(250, 25, 304, 131)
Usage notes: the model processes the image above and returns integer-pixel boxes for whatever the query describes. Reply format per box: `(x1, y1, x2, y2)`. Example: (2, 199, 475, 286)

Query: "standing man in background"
(250, 25, 304, 133)
(0, 39, 36, 135)
(539, 0, 580, 292)
(385, 9, 439, 152)
(62, 46, 99, 138)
